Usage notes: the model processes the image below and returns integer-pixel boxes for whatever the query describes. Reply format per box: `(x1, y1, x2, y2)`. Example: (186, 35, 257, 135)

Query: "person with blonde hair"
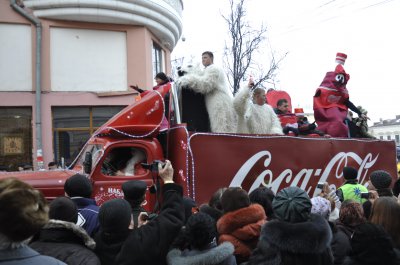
(0, 177, 65, 264)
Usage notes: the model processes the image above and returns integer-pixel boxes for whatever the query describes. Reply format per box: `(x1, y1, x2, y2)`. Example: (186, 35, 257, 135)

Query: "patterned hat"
(335, 52, 347, 65)
(369, 170, 392, 190)
(311, 197, 331, 220)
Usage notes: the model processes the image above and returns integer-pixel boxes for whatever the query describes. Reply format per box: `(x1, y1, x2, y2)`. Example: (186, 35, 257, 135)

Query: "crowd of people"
(1, 161, 400, 265)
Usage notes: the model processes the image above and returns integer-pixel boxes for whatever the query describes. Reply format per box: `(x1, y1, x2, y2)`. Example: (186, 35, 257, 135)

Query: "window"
(152, 42, 164, 79)
(0, 107, 32, 171)
(395, 134, 399, 144)
(387, 135, 391, 140)
(380, 136, 384, 140)
(101, 147, 147, 176)
(52, 106, 124, 165)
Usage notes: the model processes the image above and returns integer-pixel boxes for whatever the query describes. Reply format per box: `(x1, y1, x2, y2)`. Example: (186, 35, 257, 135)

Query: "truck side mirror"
(83, 151, 92, 174)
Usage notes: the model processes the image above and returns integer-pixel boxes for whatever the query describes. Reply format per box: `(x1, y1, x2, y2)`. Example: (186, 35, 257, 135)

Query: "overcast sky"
(172, 0, 400, 124)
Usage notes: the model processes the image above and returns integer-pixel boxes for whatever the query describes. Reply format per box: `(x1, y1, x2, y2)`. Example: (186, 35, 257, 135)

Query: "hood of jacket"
(167, 242, 234, 265)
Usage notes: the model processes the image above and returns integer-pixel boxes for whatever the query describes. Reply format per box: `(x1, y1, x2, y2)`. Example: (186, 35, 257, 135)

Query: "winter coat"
(0, 245, 65, 265)
(114, 183, 185, 265)
(234, 86, 283, 135)
(93, 230, 129, 265)
(30, 220, 100, 265)
(245, 214, 333, 265)
(72, 197, 100, 236)
(167, 241, 237, 265)
(217, 203, 266, 264)
(329, 221, 351, 265)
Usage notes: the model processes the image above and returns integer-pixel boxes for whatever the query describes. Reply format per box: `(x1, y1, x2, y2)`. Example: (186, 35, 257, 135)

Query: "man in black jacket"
(114, 160, 185, 265)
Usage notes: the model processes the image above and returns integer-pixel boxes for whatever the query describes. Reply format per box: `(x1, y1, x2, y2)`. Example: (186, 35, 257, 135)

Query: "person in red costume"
(313, 53, 368, 137)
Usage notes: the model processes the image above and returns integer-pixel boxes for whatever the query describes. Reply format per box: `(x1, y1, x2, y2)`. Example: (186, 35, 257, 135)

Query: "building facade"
(0, 0, 183, 170)
(370, 115, 400, 144)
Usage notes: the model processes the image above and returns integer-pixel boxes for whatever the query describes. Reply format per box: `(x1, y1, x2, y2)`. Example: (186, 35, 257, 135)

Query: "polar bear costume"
(234, 86, 283, 135)
(177, 63, 237, 133)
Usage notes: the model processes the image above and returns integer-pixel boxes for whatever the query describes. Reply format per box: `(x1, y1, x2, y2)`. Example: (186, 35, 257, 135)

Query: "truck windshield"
(70, 144, 103, 170)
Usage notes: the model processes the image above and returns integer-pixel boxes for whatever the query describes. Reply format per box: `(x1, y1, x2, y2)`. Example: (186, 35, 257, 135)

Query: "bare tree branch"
(223, 0, 286, 95)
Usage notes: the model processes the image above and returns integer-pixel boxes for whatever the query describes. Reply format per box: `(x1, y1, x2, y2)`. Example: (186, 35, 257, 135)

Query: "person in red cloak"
(313, 53, 367, 137)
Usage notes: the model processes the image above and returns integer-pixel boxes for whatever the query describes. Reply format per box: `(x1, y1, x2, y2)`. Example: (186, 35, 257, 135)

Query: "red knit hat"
(294, 108, 304, 116)
(335, 52, 347, 65)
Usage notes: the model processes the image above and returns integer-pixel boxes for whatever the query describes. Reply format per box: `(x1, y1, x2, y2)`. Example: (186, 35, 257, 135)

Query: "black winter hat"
(343, 166, 358, 180)
(273, 186, 311, 223)
(155, 72, 169, 82)
(98, 198, 132, 233)
(49, 196, 78, 223)
(122, 180, 147, 201)
(220, 187, 250, 213)
(183, 196, 198, 223)
(369, 170, 392, 190)
(64, 174, 93, 198)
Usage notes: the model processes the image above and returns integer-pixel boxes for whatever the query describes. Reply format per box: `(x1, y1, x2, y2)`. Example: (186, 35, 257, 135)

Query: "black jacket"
(329, 221, 351, 265)
(114, 183, 185, 265)
(30, 220, 100, 265)
(245, 214, 333, 265)
(94, 230, 128, 265)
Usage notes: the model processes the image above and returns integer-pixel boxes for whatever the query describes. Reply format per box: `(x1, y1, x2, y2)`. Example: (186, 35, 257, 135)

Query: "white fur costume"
(233, 86, 283, 135)
(177, 64, 237, 133)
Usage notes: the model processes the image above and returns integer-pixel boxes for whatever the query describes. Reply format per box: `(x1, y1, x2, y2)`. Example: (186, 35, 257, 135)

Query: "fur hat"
(369, 170, 392, 190)
(343, 166, 358, 180)
(49, 196, 78, 223)
(122, 180, 147, 201)
(220, 187, 250, 213)
(64, 174, 93, 198)
(98, 198, 131, 233)
(0, 178, 48, 242)
(273, 186, 311, 223)
(185, 212, 216, 249)
(311, 197, 331, 220)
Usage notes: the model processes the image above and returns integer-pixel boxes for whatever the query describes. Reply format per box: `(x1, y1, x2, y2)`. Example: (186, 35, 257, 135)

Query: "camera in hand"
(360, 192, 370, 199)
(316, 182, 325, 189)
(141, 160, 166, 173)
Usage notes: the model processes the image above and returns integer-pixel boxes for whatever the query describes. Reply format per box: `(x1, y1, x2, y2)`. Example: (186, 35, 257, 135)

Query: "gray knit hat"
(273, 186, 312, 223)
(369, 170, 392, 190)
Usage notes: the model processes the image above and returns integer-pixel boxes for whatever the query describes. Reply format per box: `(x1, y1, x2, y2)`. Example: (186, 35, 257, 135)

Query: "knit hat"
(311, 197, 331, 220)
(122, 180, 147, 201)
(335, 52, 347, 65)
(98, 198, 132, 233)
(64, 174, 93, 198)
(343, 166, 358, 180)
(220, 187, 250, 213)
(49, 196, 78, 223)
(369, 170, 392, 190)
(273, 186, 312, 223)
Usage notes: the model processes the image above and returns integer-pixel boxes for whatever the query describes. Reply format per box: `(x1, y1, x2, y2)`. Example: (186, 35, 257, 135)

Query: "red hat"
(335, 52, 347, 65)
(294, 108, 304, 116)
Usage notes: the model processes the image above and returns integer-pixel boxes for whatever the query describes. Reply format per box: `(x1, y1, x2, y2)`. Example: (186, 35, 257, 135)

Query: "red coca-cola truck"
(1, 83, 397, 210)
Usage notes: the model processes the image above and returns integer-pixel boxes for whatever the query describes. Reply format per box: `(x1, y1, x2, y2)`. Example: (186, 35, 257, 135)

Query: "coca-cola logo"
(327, 94, 341, 103)
(229, 150, 379, 196)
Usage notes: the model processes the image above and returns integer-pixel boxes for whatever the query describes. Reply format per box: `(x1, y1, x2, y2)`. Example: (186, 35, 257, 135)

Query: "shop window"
(52, 106, 124, 166)
(152, 42, 164, 79)
(0, 107, 32, 171)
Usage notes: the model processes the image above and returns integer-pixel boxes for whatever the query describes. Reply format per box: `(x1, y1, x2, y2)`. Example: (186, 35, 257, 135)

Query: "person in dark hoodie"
(94, 199, 132, 265)
(167, 212, 236, 265)
(30, 196, 100, 265)
(64, 173, 100, 236)
(245, 186, 333, 265)
(343, 222, 400, 265)
(114, 160, 185, 265)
